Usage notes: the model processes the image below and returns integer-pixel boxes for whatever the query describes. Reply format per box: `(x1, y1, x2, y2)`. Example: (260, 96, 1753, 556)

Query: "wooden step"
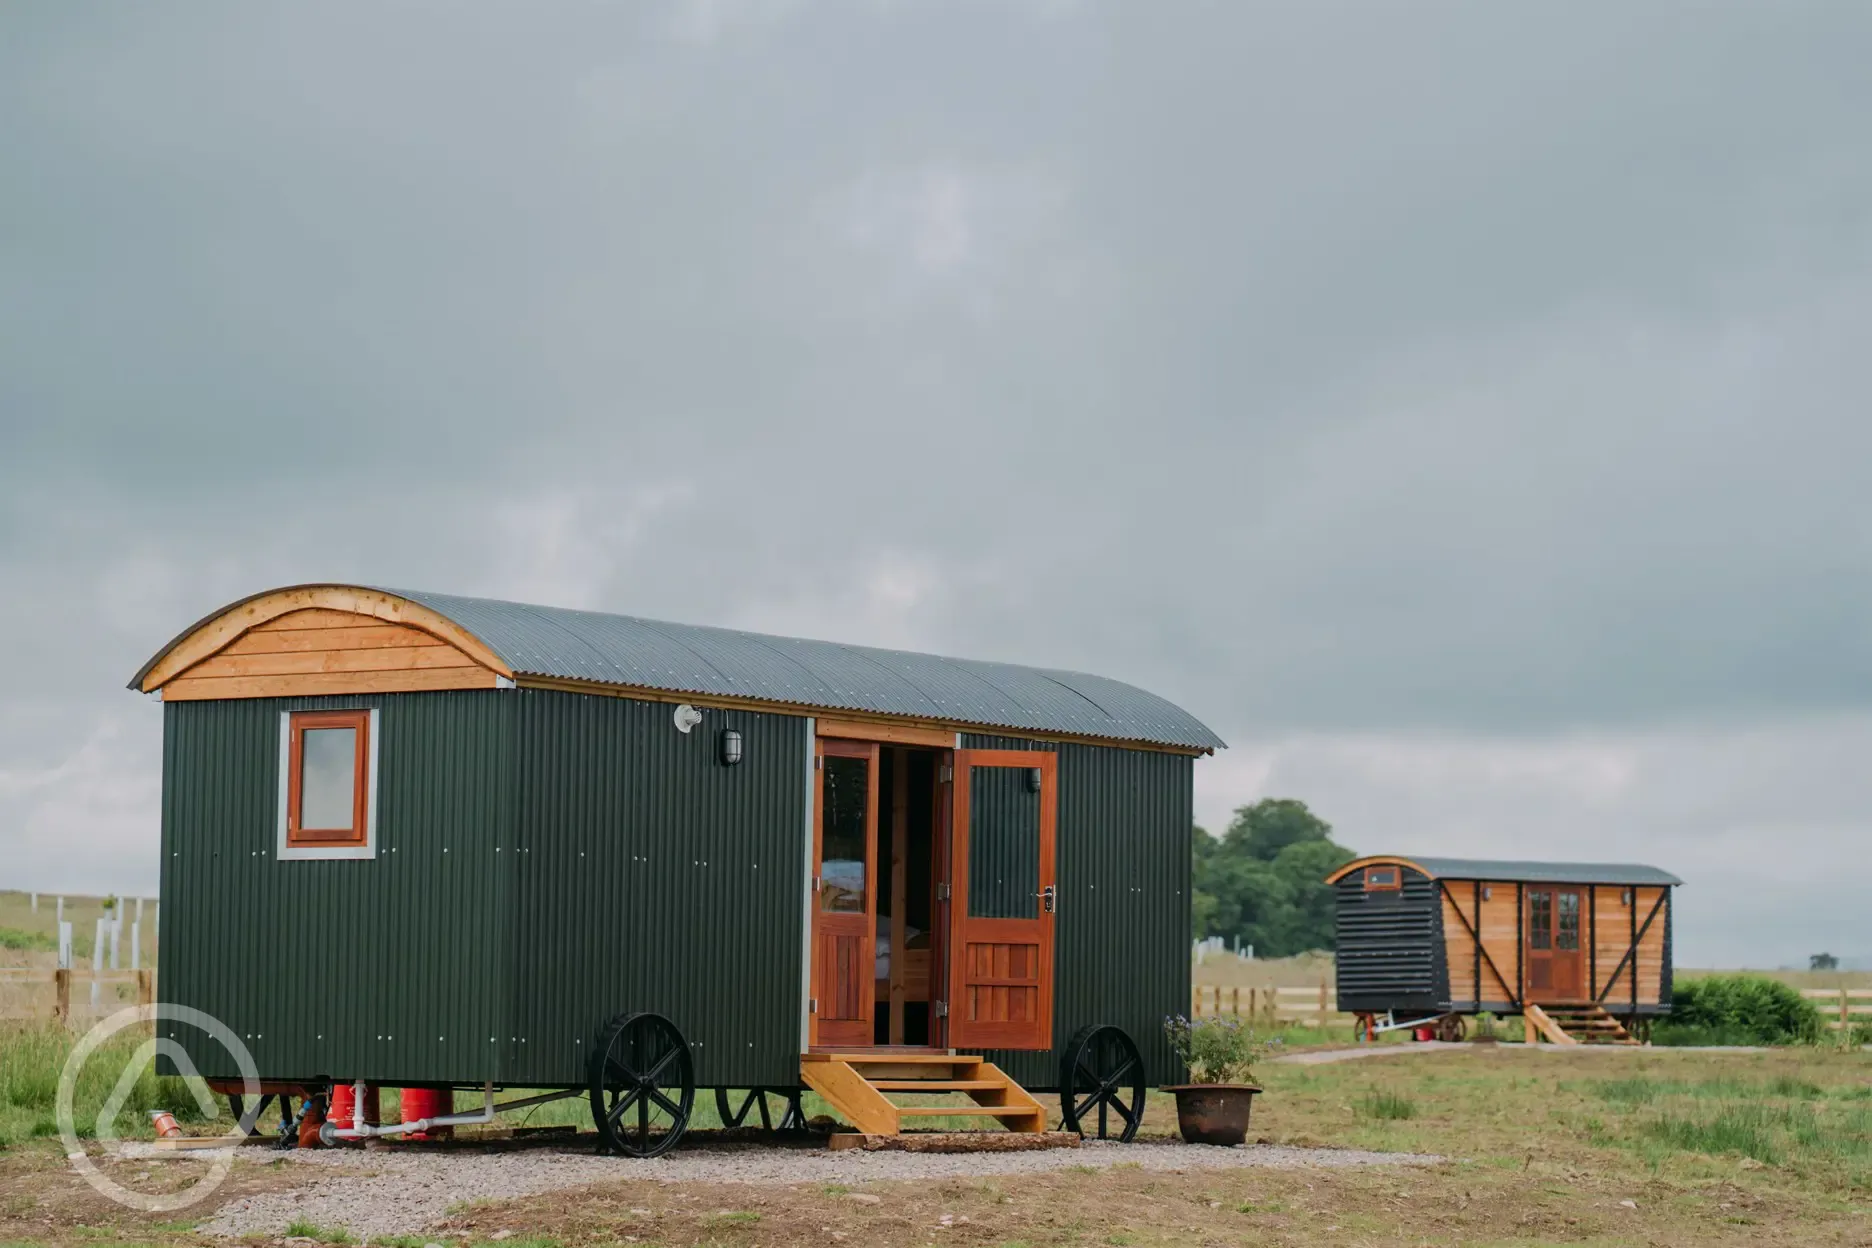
(801, 1055, 1047, 1138)
(807, 1052, 982, 1066)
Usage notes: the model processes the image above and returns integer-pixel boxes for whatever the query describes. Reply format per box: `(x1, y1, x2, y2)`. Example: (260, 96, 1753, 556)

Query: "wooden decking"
(800, 1052, 1048, 1138)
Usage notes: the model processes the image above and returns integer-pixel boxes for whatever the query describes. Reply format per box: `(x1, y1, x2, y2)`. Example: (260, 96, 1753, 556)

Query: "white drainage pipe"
(324, 1081, 582, 1142)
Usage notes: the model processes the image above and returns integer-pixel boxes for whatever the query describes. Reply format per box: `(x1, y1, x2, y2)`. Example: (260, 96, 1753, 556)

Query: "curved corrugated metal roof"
(392, 589, 1223, 751)
(1337, 855, 1681, 887)
(128, 584, 1225, 751)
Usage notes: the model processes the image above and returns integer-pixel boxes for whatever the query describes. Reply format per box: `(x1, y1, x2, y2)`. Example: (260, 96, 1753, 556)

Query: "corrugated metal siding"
(502, 690, 806, 1088)
(1333, 869, 1447, 1014)
(960, 735, 1191, 1091)
(157, 692, 513, 1084)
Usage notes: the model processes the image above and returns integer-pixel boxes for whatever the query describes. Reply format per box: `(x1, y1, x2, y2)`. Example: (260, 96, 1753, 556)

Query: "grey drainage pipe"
(322, 1080, 582, 1143)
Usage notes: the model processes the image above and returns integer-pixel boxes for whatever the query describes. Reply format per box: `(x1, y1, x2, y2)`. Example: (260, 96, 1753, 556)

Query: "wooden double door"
(809, 741, 1057, 1052)
(1525, 886, 1584, 1000)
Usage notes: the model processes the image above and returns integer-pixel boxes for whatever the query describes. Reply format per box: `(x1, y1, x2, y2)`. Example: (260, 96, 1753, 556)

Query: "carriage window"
(1556, 891, 1581, 951)
(1528, 889, 1553, 950)
(1363, 867, 1400, 891)
(820, 754, 870, 913)
(279, 709, 378, 858)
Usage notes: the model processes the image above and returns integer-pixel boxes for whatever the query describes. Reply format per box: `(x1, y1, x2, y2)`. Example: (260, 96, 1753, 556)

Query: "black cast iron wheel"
(589, 1011, 695, 1158)
(714, 1087, 807, 1133)
(1058, 1023, 1145, 1142)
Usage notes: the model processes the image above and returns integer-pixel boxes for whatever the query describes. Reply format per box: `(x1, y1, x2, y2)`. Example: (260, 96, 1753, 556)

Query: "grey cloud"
(2, 2, 1870, 962)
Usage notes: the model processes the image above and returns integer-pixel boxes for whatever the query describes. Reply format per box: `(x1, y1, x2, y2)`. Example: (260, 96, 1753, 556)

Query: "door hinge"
(933, 1000, 948, 1018)
(935, 882, 951, 902)
(814, 756, 822, 770)
(812, 875, 822, 893)
(939, 764, 953, 783)
(809, 997, 818, 1014)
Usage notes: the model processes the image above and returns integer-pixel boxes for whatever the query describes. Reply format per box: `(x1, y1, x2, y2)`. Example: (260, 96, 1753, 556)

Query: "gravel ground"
(191, 1140, 1442, 1238)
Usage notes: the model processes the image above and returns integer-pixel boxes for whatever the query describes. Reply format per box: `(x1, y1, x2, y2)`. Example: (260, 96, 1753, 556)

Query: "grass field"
(1, 1037, 1868, 1246)
(0, 892, 157, 971)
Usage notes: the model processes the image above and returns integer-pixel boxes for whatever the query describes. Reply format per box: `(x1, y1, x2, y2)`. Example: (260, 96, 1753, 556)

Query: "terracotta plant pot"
(1163, 1084, 1261, 1146)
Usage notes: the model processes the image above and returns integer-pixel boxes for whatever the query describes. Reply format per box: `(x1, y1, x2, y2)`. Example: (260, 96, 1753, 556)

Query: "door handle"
(1037, 884, 1055, 914)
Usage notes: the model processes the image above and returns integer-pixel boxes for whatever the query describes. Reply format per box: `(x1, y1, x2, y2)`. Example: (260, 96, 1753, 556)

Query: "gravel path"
(1275, 1042, 1468, 1064)
(194, 1140, 1442, 1238)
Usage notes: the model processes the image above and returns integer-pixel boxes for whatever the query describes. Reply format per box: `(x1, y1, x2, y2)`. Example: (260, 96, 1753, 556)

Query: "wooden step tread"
(897, 1105, 1037, 1118)
(870, 1080, 1006, 1091)
(806, 1053, 982, 1066)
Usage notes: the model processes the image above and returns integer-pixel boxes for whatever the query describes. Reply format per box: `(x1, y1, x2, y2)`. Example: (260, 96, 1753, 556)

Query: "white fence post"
(92, 917, 105, 1007)
(58, 921, 73, 970)
(30, 892, 37, 912)
(56, 896, 64, 924)
(131, 921, 141, 971)
(110, 919, 121, 971)
(136, 897, 145, 923)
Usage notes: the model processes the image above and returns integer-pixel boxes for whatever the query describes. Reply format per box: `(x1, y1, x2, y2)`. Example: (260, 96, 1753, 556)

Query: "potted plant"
(1161, 1015, 1272, 1146)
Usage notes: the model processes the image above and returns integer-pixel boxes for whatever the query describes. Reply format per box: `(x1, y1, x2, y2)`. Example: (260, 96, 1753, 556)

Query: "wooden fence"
(0, 967, 156, 1024)
(1197, 985, 1869, 1037)
(1801, 987, 1872, 1035)
(1190, 981, 1345, 1029)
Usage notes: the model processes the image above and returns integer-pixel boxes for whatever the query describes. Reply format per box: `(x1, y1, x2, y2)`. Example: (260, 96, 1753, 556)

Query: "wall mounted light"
(719, 729, 744, 766)
(1482, 886, 1493, 901)
(1026, 767, 1042, 793)
(1621, 888, 1633, 905)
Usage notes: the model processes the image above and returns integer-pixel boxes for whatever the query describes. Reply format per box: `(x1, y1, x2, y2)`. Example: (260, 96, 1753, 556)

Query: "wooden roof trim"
(135, 585, 513, 692)
(1323, 855, 1434, 886)
(512, 675, 1213, 757)
(1327, 855, 1682, 887)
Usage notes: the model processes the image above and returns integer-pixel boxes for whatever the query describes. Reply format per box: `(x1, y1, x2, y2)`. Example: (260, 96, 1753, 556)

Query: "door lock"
(1037, 884, 1056, 914)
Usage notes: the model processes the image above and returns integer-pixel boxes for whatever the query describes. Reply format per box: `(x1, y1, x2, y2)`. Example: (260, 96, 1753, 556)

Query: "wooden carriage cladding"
(133, 584, 1221, 1147)
(1327, 855, 1681, 1039)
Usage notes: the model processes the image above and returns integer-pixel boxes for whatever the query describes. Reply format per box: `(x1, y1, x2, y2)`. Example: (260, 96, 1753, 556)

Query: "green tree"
(1191, 798, 1353, 957)
(1223, 798, 1330, 861)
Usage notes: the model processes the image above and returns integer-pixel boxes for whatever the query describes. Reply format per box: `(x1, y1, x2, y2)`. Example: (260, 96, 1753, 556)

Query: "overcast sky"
(4, 2, 1869, 968)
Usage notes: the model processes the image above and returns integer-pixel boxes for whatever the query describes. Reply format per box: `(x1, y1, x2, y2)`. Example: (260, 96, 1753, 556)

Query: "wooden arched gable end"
(138, 586, 513, 701)
(1323, 856, 1434, 887)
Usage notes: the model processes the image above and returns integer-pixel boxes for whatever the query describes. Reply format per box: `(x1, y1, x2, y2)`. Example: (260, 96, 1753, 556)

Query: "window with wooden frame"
(278, 709, 379, 860)
(1362, 866, 1401, 891)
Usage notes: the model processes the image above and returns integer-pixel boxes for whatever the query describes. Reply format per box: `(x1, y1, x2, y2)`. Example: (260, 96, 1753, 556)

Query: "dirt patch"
(0, 1143, 348, 1241)
(442, 1160, 1839, 1247)
(195, 1137, 1437, 1238)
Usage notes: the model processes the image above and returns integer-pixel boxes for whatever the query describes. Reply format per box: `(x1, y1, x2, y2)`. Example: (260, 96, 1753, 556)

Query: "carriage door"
(947, 750, 1057, 1051)
(811, 739, 879, 1048)
(1525, 887, 1584, 1001)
